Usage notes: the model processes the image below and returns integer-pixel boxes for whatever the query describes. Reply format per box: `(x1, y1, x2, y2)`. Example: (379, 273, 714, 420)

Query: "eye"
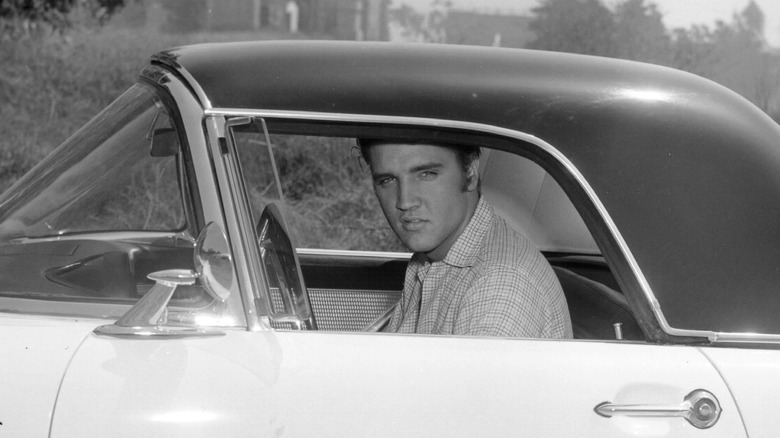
(419, 171, 437, 180)
(374, 176, 396, 187)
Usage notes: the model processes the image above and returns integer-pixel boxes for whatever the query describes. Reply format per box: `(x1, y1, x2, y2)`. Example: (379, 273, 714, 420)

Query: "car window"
(235, 121, 598, 256)
(229, 120, 639, 339)
(234, 124, 404, 252)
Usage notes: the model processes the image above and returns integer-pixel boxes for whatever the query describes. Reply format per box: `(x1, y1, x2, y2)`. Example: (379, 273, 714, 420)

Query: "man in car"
(359, 139, 572, 338)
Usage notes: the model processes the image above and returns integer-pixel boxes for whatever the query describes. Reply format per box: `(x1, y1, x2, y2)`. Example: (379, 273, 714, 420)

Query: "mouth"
(400, 217, 427, 232)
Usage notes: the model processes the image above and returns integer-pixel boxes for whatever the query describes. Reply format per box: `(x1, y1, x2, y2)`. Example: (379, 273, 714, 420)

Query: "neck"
(424, 194, 480, 262)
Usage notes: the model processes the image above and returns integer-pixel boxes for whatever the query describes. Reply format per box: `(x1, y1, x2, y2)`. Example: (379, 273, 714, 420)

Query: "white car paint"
(0, 314, 99, 437)
(49, 328, 748, 437)
(700, 347, 780, 438)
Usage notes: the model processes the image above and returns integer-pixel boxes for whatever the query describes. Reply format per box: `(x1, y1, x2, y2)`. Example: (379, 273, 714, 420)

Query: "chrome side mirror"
(94, 223, 233, 338)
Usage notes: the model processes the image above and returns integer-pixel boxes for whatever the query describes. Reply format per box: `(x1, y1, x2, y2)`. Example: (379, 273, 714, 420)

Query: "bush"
(271, 135, 404, 252)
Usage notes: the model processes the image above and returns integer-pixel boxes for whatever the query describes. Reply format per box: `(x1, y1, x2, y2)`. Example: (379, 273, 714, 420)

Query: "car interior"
(261, 128, 645, 341)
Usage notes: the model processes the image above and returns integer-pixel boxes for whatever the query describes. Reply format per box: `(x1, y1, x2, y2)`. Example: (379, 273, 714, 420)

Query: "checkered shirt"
(384, 197, 573, 338)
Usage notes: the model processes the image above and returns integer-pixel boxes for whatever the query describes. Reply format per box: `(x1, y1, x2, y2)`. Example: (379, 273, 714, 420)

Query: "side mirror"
(93, 222, 234, 338)
(149, 128, 180, 157)
(147, 107, 180, 157)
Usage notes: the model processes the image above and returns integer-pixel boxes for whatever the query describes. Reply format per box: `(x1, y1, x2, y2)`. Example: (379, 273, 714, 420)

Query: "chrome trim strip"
(203, 108, 780, 344)
(7, 230, 192, 244)
(297, 248, 411, 260)
(708, 332, 780, 344)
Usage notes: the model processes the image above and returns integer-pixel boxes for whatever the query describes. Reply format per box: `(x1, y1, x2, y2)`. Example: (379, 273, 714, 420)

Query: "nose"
(395, 180, 419, 211)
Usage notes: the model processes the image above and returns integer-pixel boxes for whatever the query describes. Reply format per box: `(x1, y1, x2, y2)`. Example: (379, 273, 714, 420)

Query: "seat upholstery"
(553, 266, 644, 341)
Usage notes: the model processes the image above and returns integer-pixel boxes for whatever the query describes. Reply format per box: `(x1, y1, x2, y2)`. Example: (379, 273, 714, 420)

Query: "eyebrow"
(371, 161, 444, 182)
(410, 162, 444, 173)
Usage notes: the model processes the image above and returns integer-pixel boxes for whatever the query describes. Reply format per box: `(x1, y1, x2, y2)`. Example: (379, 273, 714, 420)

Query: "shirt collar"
(441, 196, 493, 268)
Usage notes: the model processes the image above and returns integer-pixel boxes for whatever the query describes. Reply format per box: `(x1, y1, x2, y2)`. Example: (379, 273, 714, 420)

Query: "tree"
(669, 2, 779, 115)
(613, 0, 671, 65)
(525, 0, 780, 120)
(0, 0, 126, 35)
(740, 0, 764, 38)
(0, 0, 74, 30)
(390, 0, 450, 43)
(528, 0, 672, 63)
(670, 25, 716, 77)
(527, 0, 617, 57)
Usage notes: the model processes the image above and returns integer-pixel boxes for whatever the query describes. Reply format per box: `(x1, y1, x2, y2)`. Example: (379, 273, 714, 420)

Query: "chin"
(399, 237, 430, 253)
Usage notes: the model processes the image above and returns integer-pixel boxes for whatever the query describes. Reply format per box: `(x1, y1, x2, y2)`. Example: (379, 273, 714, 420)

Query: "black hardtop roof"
(154, 40, 741, 125)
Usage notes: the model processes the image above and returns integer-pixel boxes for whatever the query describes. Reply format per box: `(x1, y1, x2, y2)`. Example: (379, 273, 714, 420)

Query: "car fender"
(0, 314, 97, 437)
(50, 329, 285, 438)
(699, 347, 780, 438)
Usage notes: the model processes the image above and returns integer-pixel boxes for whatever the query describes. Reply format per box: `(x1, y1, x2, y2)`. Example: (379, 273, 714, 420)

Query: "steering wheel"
(257, 203, 317, 330)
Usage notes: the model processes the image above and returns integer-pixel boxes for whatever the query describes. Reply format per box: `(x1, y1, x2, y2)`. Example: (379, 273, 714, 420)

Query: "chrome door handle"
(594, 389, 721, 429)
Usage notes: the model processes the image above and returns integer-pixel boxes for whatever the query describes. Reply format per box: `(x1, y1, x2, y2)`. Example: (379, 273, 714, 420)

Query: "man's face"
(368, 143, 479, 262)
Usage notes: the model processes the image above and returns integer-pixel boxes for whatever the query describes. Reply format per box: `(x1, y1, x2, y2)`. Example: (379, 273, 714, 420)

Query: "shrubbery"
(0, 29, 144, 191)
(271, 134, 405, 252)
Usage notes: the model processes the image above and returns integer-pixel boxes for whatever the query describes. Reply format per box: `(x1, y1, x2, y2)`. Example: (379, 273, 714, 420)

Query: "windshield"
(0, 83, 184, 239)
(0, 83, 232, 323)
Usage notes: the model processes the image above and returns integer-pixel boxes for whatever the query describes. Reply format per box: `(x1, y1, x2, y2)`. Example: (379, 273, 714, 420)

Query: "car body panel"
(0, 314, 98, 437)
(50, 330, 282, 438)
(700, 348, 780, 438)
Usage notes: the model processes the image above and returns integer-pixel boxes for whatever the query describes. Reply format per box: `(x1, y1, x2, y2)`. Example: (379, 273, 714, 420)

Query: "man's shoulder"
(446, 198, 544, 272)
(481, 210, 539, 263)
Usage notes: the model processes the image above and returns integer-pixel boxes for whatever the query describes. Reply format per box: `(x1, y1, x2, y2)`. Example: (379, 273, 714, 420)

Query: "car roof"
(153, 41, 780, 336)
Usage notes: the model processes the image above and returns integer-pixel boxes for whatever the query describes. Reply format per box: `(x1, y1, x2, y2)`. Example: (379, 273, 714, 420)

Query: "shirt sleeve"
(452, 266, 553, 338)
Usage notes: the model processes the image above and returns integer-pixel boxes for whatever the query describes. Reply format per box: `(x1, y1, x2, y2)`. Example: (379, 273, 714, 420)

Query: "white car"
(1, 41, 779, 437)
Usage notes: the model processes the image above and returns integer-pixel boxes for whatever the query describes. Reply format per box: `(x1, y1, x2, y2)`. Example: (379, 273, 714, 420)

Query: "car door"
(263, 331, 746, 437)
(46, 324, 746, 437)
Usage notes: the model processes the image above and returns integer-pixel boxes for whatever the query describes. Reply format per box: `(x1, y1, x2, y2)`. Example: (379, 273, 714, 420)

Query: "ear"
(465, 158, 480, 192)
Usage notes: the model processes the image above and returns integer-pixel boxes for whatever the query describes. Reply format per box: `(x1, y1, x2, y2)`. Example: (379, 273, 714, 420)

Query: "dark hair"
(357, 138, 481, 176)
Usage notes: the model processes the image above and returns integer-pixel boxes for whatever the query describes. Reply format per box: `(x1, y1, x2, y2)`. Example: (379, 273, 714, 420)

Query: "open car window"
(230, 119, 638, 339)
(235, 120, 597, 256)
